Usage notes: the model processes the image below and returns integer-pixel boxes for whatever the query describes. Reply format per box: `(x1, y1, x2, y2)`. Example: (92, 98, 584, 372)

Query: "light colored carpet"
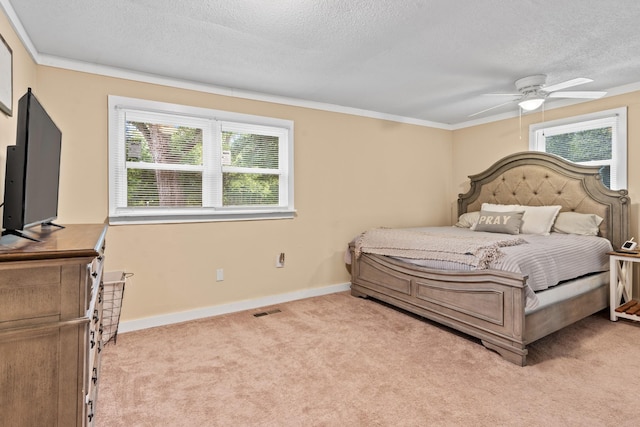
(98, 291, 639, 426)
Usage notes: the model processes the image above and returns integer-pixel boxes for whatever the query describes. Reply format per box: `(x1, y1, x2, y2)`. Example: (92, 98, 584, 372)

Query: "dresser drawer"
(0, 266, 62, 325)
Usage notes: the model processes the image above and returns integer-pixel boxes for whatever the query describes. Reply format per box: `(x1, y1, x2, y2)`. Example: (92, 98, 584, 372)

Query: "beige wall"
(30, 66, 453, 321)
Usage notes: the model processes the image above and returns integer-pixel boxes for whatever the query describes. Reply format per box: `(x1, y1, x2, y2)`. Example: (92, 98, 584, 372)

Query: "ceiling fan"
(469, 74, 606, 117)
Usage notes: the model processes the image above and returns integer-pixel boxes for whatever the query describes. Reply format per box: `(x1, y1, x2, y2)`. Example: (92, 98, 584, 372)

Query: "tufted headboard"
(458, 151, 630, 249)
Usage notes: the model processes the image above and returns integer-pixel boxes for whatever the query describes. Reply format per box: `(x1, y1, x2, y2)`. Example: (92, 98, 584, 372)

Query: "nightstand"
(609, 251, 640, 322)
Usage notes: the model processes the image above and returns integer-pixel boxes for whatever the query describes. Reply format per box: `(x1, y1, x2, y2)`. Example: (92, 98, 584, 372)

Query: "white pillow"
(552, 212, 603, 236)
(454, 211, 480, 228)
(481, 203, 562, 235)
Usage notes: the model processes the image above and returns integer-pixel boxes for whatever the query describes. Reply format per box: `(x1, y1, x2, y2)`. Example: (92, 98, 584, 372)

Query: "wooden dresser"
(0, 224, 108, 427)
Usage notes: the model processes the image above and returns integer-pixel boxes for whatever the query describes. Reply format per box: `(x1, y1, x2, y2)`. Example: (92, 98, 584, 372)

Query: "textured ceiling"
(3, 0, 640, 127)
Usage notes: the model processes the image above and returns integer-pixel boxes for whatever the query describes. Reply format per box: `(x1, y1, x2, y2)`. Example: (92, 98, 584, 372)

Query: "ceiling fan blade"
(543, 78, 592, 92)
(468, 100, 516, 117)
(548, 91, 606, 99)
(483, 93, 521, 96)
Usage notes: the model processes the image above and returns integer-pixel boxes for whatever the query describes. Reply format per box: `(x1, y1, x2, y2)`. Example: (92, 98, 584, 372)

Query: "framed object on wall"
(0, 34, 12, 116)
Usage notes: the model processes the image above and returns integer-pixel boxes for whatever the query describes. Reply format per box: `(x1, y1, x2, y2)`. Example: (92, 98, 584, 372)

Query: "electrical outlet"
(276, 253, 285, 268)
(216, 268, 224, 281)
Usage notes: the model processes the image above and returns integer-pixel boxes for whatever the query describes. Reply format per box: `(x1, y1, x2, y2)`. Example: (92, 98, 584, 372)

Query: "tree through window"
(126, 121, 204, 207)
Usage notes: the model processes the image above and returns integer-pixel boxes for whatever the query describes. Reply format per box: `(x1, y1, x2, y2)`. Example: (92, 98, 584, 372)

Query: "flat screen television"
(2, 88, 63, 241)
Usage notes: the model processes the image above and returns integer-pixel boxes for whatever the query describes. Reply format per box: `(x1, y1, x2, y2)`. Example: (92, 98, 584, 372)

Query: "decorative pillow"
(552, 212, 603, 236)
(454, 211, 480, 228)
(474, 210, 525, 235)
(481, 203, 562, 235)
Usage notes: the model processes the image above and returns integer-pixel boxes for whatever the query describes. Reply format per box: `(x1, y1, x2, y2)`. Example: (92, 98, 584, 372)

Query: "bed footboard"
(350, 249, 529, 365)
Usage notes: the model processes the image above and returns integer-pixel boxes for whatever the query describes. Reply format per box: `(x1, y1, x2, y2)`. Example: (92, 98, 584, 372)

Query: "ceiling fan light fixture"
(470, 75, 602, 118)
(518, 96, 545, 111)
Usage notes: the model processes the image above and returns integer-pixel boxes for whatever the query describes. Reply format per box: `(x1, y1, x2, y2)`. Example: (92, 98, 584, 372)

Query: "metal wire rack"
(102, 271, 132, 345)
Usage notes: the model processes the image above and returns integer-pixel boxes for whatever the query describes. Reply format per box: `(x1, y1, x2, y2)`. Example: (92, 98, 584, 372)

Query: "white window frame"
(529, 107, 627, 190)
(108, 96, 295, 224)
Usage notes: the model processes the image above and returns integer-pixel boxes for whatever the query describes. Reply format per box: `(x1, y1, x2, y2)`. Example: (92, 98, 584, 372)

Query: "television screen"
(2, 88, 62, 240)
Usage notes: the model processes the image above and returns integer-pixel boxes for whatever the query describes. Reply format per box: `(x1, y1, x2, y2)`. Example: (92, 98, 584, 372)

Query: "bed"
(348, 151, 629, 365)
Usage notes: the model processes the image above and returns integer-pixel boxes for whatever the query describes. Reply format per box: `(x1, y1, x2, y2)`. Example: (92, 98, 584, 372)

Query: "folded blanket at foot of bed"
(354, 228, 526, 269)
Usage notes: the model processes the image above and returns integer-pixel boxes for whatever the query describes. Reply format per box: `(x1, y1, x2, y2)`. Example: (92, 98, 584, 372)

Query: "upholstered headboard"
(458, 151, 629, 249)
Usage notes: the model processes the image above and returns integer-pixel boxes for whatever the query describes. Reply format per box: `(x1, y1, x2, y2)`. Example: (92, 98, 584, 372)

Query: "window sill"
(108, 209, 296, 225)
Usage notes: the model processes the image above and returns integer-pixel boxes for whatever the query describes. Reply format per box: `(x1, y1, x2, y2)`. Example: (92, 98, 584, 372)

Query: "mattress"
(525, 271, 608, 314)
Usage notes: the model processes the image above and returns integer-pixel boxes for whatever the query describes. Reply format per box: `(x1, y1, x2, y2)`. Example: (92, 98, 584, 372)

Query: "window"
(108, 96, 294, 224)
(529, 107, 627, 190)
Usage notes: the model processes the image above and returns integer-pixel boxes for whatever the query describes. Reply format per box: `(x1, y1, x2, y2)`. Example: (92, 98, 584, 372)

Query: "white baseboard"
(117, 282, 352, 334)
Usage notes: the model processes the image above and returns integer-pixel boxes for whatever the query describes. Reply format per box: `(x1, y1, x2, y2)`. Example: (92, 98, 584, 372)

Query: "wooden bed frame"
(349, 151, 629, 365)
